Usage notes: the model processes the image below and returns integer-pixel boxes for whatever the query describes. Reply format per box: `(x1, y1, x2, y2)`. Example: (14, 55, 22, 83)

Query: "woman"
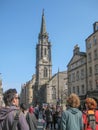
(26, 106, 37, 130)
(83, 97, 98, 130)
(61, 93, 83, 130)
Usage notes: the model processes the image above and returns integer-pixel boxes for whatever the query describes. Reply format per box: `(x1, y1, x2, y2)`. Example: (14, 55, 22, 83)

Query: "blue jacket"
(61, 107, 83, 130)
(0, 105, 29, 130)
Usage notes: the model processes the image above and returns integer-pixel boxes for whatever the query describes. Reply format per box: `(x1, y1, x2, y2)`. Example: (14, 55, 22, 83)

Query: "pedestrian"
(45, 105, 53, 129)
(34, 104, 39, 119)
(26, 106, 37, 130)
(61, 93, 83, 130)
(0, 88, 29, 130)
(83, 97, 98, 130)
(20, 103, 28, 117)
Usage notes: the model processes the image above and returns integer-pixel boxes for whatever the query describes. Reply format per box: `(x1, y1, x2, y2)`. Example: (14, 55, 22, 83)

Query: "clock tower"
(35, 10, 52, 89)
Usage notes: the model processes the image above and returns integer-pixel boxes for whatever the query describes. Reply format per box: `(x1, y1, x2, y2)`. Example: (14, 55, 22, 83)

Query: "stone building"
(33, 10, 52, 104)
(0, 74, 4, 107)
(33, 11, 68, 105)
(67, 22, 98, 103)
(67, 45, 87, 102)
(20, 74, 36, 107)
(46, 71, 68, 105)
(86, 22, 98, 101)
(20, 11, 68, 106)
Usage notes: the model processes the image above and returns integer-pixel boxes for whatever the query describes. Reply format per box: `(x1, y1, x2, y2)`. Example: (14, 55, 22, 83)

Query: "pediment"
(67, 54, 84, 66)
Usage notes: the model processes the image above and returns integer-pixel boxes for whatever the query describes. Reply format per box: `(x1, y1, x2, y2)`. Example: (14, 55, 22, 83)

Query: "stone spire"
(40, 9, 47, 35)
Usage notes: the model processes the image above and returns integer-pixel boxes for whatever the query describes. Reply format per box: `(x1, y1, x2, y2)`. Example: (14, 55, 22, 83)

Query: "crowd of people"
(0, 88, 98, 130)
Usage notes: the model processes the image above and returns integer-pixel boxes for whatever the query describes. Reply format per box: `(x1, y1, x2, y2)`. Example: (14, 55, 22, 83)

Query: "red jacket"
(83, 110, 98, 130)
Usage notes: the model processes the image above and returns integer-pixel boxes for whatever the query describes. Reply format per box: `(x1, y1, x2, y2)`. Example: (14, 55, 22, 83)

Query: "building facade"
(46, 71, 68, 105)
(0, 74, 4, 107)
(86, 22, 98, 100)
(20, 11, 68, 106)
(34, 10, 52, 104)
(20, 74, 36, 107)
(67, 45, 87, 102)
(67, 22, 98, 103)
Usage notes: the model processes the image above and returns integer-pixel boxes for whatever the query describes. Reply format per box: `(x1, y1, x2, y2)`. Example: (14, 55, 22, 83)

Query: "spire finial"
(42, 9, 44, 16)
(40, 9, 46, 34)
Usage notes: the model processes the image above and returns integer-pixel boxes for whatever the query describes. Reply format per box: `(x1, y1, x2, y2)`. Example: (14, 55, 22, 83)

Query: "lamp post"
(57, 68, 60, 105)
(58, 68, 59, 100)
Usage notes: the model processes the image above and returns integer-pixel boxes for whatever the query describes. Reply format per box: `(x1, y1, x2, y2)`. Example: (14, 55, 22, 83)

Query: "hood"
(68, 107, 79, 114)
(0, 106, 18, 121)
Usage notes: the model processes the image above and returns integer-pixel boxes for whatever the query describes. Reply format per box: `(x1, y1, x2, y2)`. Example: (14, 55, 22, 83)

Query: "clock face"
(43, 57, 48, 63)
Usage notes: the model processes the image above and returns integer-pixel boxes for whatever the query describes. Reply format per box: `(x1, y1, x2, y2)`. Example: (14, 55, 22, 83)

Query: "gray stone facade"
(67, 45, 87, 102)
(0, 74, 4, 107)
(20, 11, 68, 106)
(86, 22, 98, 101)
(67, 22, 98, 103)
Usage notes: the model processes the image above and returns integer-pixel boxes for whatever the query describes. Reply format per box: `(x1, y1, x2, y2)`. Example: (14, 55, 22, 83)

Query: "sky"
(0, 0, 98, 93)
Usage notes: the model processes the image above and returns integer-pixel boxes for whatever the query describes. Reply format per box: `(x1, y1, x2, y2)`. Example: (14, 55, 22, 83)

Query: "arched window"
(44, 48, 47, 55)
(52, 87, 56, 99)
(44, 67, 48, 77)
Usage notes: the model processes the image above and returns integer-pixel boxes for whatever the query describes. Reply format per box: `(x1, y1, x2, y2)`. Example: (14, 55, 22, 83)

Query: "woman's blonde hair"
(85, 97, 97, 110)
(67, 93, 80, 108)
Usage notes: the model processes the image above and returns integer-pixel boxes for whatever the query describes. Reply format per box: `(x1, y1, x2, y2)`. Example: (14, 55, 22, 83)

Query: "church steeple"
(39, 9, 48, 40)
(40, 9, 46, 35)
(36, 10, 52, 87)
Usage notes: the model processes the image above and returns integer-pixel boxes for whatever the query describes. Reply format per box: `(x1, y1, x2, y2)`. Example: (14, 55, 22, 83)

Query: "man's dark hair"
(3, 89, 17, 106)
(20, 103, 27, 110)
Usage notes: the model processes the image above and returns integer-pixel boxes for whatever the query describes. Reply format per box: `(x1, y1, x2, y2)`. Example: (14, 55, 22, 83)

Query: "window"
(93, 36, 97, 44)
(95, 80, 98, 89)
(87, 42, 92, 49)
(68, 74, 71, 83)
(44, 67, 48, 77)
(89, 80, 93, 90)
(81, 59, 84, 64)
(81, 69, 84, 79)
(52, 87, 56, 99)
(94, 49, 98, 60)
(72, 73, 75, 82)
(73, 86, 75, 93)
(89, 67, 92, 76)
(95, 64, 98, 74)
(81, 85, 85, 94)
(76, 71, 79, 80)
(88, 53, 92, 62)
(44, 48, 47, 55)
(77, 86, 79, 94)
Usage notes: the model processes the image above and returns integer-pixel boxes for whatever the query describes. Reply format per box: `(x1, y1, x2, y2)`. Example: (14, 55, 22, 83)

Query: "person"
(55, 105, 62, 130)
(34, 104, 39, 119)
(20, 103, 28, 117)
(26, 106, 37, 130)
(20, 103, 37, 130)
(0, 88, 29, 130)
(61, 93, 83, 130)
(83, 97, 98, 130)
(45, 105, 53, 129)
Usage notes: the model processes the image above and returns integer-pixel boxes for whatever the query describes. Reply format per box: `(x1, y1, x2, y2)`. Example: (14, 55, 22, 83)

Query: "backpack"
(12, 109, 21, 130)
(87, 110, 96, 130)
(0, 109, 21, 130)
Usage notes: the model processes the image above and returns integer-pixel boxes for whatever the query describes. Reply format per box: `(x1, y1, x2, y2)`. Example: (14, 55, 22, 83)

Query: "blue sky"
(0, 0, 98, 93)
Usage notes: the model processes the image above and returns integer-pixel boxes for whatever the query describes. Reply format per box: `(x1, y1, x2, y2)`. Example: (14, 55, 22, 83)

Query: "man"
(61, 93, 83, 130)
(0, 88, 29, 130)
(20, 103, 37, 130)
